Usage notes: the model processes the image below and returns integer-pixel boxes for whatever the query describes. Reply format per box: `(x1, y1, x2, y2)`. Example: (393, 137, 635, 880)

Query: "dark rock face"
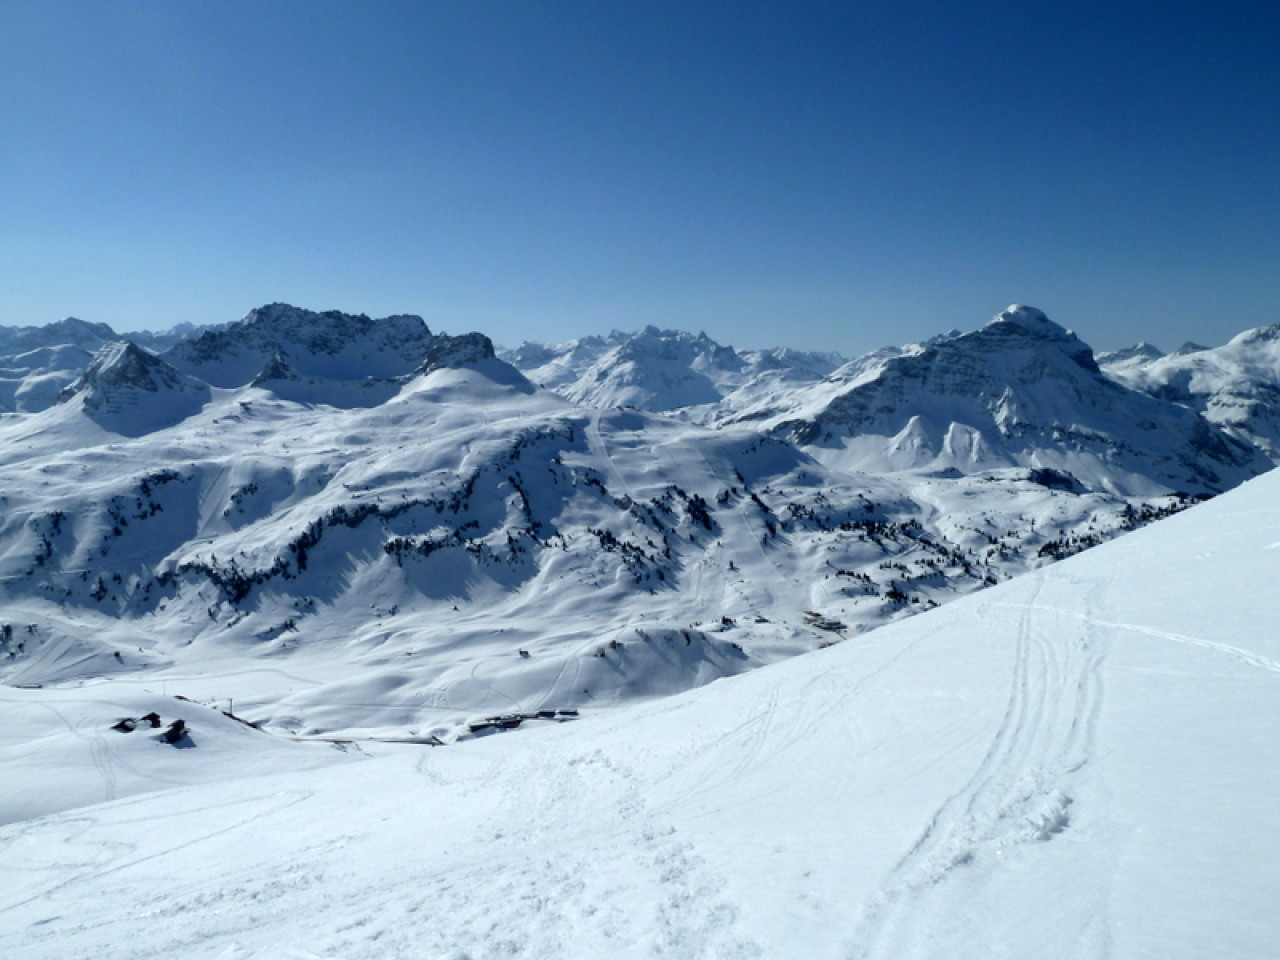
(418, 332, 497, 373)
(162, 303, 436, 387)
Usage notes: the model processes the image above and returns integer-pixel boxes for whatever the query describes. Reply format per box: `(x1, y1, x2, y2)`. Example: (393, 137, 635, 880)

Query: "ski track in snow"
(463, 749, 766, 960)
(33, 700, 118, 804)
(197, 459, 235, 535)
(0, 789, 316, 921)
(584, 408, 637, 501)
(655, 435, 727, 615)
(849, 572, 1111, 958)
(14, 757, 762, 960)
(995, 603, 1280, 676)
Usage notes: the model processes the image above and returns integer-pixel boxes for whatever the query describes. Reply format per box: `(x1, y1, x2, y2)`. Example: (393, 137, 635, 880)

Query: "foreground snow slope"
(3, 459, 1278, 958)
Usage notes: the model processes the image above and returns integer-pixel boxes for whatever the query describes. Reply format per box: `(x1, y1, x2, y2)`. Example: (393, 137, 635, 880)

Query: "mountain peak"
(55, 340, 211, 434)
(1099, 342, 1164, 364)
(0, 315, 120, 355)
(1228, 323, 1280, 347)
(250, 349, 298, 385)
(417, 332, 497, 373)
(987, 304, 1059, 335)
(60, 341, 187, 400)
(164, 303, 437, 387)
(237, 303, 432, 346)
(982, 304, 1098, 372)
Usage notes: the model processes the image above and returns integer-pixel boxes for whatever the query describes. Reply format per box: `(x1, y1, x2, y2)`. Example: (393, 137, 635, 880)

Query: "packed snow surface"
(3, 465, 1278, 958)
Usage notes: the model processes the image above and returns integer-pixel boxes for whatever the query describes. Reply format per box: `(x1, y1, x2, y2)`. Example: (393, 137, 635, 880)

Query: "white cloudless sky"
(1, 0, 1277, 356)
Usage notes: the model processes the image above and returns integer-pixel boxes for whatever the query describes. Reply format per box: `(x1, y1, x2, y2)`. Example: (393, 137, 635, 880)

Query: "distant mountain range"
(504, 325, 844, 413)
(1, 302, 1276, 740)
(1098, 324, 1280, 458)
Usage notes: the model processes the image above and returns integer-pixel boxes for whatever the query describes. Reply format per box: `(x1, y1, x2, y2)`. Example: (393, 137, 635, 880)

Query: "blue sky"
(2, 1, 1277, 356)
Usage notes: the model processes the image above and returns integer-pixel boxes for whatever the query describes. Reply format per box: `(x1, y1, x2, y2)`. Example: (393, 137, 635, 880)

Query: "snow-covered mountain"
(0, 342, 98, 413)
(1102, 323, 1280, 459)
(53, 341, 213, 436)
(0, 316, 119, 355)
(0, 343, 1086, 739)
(126, 320, 221, 353)
(502, 332, 621, 390)
(0, 302, 1272, 740)
(0, 317, 216, 413)
(504, 325, 844, 413)
(161, 302, 438, 387)
(735, 305, 1268, 496)
(4, 432, 1278, 960)
(3, 302, 1235, 746)
(1094, 340, 1164, 376)
(4, 299, 1280, 955)
(0, 318, 119, 413)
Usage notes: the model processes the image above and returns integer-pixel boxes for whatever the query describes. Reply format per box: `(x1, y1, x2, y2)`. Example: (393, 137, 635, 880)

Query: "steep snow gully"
(3, 467, 1279, 959)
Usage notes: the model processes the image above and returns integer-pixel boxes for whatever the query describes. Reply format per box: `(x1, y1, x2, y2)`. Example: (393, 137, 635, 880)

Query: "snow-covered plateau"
(2, 303, 1278, 957)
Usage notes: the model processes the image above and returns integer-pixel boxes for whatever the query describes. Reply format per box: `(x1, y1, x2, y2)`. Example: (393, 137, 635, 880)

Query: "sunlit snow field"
(3, 460, 1278, 959)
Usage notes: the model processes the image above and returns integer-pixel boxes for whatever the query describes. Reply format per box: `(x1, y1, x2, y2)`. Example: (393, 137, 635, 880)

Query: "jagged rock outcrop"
(162, 303, 436, 387)
(418, 332, 497, 373)
(250, 349, 298, 386)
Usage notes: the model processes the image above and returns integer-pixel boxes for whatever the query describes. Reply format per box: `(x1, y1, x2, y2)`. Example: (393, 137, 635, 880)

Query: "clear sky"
(2, 0, 1277, 357)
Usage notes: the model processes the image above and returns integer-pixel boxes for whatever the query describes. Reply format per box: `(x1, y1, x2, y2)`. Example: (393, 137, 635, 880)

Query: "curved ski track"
(848, 572, 1110, 958)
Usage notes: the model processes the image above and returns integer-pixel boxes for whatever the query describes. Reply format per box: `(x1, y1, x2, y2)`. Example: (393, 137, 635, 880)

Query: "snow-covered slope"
(502, 332, 622, 391)
(704, 341, 919, 428)
(1103, 323, 1280, 459)
(0, 317, 118, 355)
(749, 305, 1268, 496)
(3, 450, 1277, 959)
(0, 319, 119, 413)
(0, 343, 97, 413)
(1094, 340, 1164, 378)
(0, 351, 1058, 740)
